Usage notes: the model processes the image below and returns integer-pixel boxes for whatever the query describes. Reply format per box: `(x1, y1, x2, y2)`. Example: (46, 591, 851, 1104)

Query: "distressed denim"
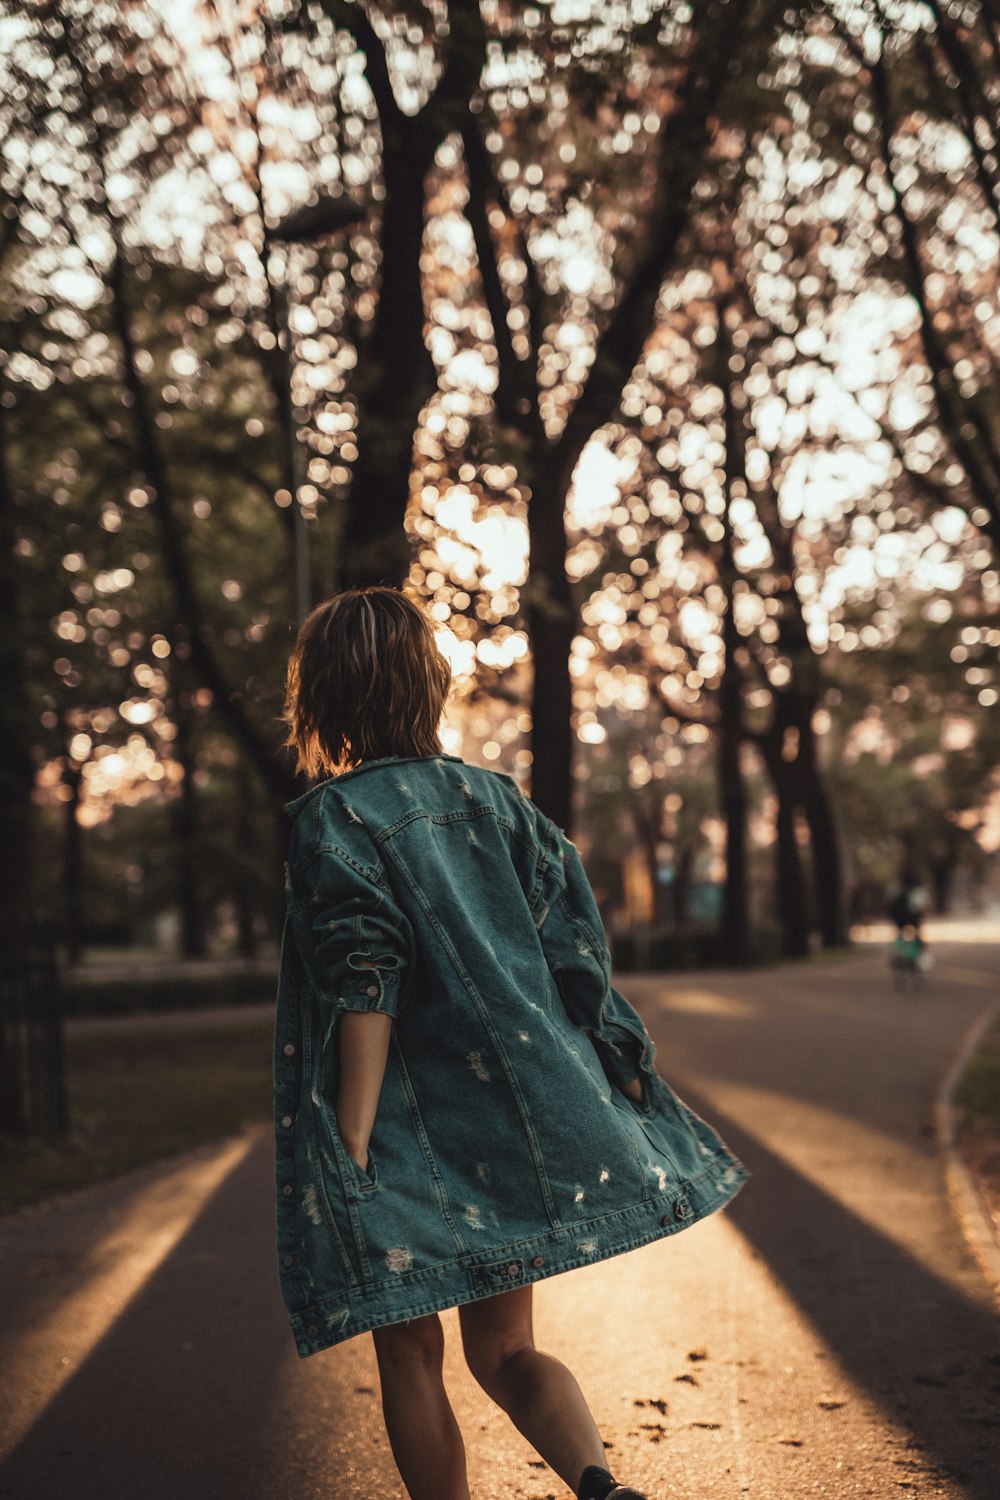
(274, 753, 748, 1358)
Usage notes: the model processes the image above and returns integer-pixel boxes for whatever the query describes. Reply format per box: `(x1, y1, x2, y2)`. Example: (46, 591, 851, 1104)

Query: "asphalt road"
(1, 935, 998, 1500)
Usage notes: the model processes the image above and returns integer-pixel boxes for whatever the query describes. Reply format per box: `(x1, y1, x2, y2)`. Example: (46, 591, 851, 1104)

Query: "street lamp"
(264, 193, 367, 621)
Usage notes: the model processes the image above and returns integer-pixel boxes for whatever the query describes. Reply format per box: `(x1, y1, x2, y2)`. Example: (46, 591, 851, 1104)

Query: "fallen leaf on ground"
(687, 1348, 708, 1361)
(817, 1397, 848, 1410)
(633, 1397, 668, 1414)
(778, 1437, 804, 1446)
(691, 1421, 722, 1429)
(674, 1373, 699, 1386)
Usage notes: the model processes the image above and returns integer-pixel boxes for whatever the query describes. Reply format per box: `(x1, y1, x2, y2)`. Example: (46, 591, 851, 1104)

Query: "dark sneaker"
(577, 1464, 650, 1500)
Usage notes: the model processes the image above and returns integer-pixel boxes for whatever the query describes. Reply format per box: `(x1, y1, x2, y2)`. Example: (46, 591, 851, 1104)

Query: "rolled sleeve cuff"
(588, 1013, 656, 1096)
(334, 968, 402, 1021)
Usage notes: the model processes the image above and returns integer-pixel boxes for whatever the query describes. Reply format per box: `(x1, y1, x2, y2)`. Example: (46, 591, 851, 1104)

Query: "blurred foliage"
(1, 0, 998, 962)
(828, 595, 1000, 911)
(0, 1021, 273, 1212)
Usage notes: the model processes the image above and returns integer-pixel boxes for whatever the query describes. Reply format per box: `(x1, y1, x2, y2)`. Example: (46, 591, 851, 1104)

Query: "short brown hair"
(283, 588, 452, 777)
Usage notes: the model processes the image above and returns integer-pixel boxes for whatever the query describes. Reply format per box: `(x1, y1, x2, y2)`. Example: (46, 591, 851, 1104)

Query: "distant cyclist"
(888, 871, 929, 986)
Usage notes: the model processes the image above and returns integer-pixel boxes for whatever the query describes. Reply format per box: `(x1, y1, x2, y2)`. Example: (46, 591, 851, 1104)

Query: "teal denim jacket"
(274, 753, 748, 1357)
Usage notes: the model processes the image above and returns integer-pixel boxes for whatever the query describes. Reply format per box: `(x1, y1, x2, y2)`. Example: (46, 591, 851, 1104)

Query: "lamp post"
(263, 193, 367, 621)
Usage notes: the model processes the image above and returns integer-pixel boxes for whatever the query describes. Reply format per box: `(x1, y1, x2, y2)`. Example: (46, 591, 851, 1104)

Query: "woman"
(275, 587, 748, 1500)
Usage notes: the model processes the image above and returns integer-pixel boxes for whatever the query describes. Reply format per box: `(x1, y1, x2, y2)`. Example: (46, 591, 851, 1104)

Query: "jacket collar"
(284, 753, 465, 816)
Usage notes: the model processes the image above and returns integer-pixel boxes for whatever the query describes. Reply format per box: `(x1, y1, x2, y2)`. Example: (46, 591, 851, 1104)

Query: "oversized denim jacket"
(274, 753, 748, 1358)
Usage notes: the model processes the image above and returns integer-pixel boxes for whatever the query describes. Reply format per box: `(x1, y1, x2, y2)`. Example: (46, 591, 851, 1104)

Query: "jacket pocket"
(343, 1142, 380, 1196)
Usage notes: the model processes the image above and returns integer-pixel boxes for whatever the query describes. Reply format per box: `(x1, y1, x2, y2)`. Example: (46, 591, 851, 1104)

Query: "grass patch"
(0, 1021, 274, 1216)
(954, 1010, 1000, 1238)
(954, 1011, 1000, 1132)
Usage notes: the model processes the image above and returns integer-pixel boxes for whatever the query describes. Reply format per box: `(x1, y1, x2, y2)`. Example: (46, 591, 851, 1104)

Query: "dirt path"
(1, 942, 997, 1499)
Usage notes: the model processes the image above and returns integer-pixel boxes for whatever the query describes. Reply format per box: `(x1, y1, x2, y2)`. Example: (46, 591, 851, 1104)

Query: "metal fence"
(0, 935, 68, 1140)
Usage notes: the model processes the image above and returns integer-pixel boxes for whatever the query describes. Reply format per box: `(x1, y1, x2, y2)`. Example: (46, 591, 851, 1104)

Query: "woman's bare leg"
(459, 1285, 608, 1494)
(372, 1313, 471, 1500)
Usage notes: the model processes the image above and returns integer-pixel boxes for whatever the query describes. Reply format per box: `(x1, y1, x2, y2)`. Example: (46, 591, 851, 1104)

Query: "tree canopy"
(2, 0, 997, 958)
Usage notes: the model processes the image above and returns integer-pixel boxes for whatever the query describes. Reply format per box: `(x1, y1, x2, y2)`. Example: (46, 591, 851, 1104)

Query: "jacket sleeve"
(295, 844, 415, 1022)
(532, 815, 658, 1103)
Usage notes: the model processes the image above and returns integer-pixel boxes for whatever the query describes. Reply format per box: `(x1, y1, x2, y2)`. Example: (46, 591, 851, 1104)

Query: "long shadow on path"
(0, 1135, 333, 1500)
(680, 1086, 1000, 1499)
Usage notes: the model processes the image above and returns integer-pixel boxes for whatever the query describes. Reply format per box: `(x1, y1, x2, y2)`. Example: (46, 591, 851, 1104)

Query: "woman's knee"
(459, 1287, 535, 1392)
(373, 1311, 445, 1368)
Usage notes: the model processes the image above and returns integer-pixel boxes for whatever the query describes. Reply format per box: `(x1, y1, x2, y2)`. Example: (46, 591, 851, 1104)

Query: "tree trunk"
(235, 759, 258, 959)
(326, 0, 488, 590)
(525, 448, 576, 828)
(929, 855, 953, 915)
(773, 777, 809, 958)
(716, 298, 751, 963)
(673, 841, 694, 927)
(339, 138, 438, 588)
(63, 765, 84, 965)
(761, 699, 845, 950)
(929, 824, 963, 914)
(759, 734, 810, 958)
(629, 793, 663, 928)
(718, 685, 750, 961)
(800, 741, 848, 947)
(0, 394, 34, 938)
(172, 692, 206, 960)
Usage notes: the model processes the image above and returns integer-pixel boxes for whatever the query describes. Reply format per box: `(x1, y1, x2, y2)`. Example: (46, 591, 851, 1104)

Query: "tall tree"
(463, 0, 785, 825)
(299, 0, 489, 586)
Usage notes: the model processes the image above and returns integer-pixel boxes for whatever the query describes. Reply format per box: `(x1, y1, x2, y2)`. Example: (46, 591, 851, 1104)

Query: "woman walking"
(274, 587, 748, 1500)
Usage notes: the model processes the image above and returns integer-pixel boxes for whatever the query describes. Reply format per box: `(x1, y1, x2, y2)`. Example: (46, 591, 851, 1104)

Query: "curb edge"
(934, 997, 1000, 1302)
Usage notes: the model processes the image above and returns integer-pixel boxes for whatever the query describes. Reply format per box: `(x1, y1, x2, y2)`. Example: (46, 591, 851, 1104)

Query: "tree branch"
(834, 10, 1000, 540)
(461, 118, 542, 433)
(554, 0, 780, 482)
(317, 0, 404, 135)
(107, 244, 296, 802)
(920, 3, 1000, 237)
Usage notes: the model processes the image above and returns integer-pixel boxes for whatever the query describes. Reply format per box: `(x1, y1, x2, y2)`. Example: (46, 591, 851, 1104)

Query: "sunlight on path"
(270, 1201, 977, 1500)
(443, 1212, 952, 1500)
(684, 1078, 997, 1310)
(3, 948, 998, 1499)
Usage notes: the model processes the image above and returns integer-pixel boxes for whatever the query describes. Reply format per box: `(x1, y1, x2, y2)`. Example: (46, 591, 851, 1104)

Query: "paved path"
(1, 941, 998, 1500)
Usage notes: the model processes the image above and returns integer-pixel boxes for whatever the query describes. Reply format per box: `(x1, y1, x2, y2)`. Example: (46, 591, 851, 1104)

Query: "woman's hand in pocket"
(340, 1134, 371, 1173)
(335, 1011, 391, 1171)
(620, 1074, 644, 1104)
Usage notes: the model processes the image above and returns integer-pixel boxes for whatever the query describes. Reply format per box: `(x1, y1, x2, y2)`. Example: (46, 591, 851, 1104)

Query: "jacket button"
(283, 1254, 294, 1268)
(283, 1043, 295, 1056)
(281, 1115, 293, 1129)
(532, 1255, 545, 1268)
(365, 984, 379, 997)
(307, 1324, 318, 1336)
(507, 1262, 521, 1277)
(282, 1184, 294, 1196)
(660, 1212, 671, 1226)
